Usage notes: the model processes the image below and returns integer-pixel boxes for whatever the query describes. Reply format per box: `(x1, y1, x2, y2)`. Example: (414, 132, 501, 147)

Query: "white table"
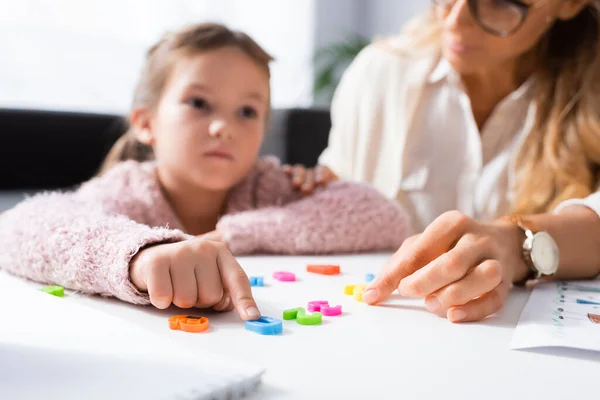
(3, 254, 600, 399)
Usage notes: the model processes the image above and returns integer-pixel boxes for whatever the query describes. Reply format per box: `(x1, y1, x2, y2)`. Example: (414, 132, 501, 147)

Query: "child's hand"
(129, 238, 260, 320)
(197, 230, 223, 242)
(282, 164, 338, 194)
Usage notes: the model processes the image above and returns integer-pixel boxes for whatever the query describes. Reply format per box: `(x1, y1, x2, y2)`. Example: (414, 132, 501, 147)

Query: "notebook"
(0, 343, 263, 400)
(0, 271, 264, 400)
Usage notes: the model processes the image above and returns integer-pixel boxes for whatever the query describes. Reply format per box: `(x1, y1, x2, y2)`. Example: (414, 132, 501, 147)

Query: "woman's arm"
(362, 202, 600, 323)
(531, 204, 600, 280)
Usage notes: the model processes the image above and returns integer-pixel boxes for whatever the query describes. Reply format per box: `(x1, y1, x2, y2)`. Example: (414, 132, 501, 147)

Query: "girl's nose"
(208, 119, 229, 139)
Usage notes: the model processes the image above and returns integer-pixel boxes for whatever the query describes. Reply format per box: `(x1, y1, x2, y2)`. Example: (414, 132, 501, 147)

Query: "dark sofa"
(0, 108, 331, 191)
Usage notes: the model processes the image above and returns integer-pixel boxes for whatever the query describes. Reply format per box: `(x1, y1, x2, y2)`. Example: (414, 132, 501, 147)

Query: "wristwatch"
(504, 216, 560, 282)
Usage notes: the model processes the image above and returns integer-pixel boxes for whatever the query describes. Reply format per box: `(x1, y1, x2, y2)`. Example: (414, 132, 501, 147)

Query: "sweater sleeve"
(0, 163, 191, 304)
(218, 180, 411, 255)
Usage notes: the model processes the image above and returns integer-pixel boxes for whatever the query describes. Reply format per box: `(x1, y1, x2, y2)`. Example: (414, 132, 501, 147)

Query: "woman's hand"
(129, 238, 260, 320)
(282, 164, 338, 194)
(362, 211, 530, 323)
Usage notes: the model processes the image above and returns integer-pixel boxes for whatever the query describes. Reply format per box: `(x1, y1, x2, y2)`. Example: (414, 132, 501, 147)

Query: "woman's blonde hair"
(99, 23, 274, 175)
(394, 2, 600, 216)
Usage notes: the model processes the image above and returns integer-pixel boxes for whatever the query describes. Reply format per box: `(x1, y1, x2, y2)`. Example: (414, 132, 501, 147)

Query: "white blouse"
(318, 42, 598, 234)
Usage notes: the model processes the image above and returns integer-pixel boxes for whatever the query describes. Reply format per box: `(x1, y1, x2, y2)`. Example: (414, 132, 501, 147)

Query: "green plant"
(313, 35, 370, 104)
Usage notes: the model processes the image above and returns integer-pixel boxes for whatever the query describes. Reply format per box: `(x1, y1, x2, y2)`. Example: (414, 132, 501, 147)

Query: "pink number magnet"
(273, 271, 296, 282)
(307, 300, 342, 316)
(307, 301, 329, 312)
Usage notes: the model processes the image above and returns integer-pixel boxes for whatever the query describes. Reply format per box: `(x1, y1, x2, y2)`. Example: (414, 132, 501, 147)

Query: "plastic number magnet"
(273, 271, 296, 282)
(40, 285, 64, 297)
(354, 291, 364, 302)
(307, 301, 342, 316)
(353, 284, 366, 302)
(249, 276, 264, 287)
(344, 285, 356, 295)
(344, 284, 366, 301)
(322, 305, 342, 316)
(245, 317, 283, 335)
(365, 273, 375, 283)
(306, 264, 340, 275)
(296, 308, 322, 325)
(283, 307, 303, 320)
(307, 301, 329, 312)
(283, 307, 322, 325)
(353, 284, 367, 294)
(168, 315, 209, 333)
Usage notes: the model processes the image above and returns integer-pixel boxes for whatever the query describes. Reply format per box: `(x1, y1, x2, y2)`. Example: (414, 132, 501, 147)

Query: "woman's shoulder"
(338, 37, 441, 102)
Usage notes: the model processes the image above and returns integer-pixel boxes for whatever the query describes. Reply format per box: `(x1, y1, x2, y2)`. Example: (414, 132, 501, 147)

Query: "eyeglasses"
(432, 0, 547, 37)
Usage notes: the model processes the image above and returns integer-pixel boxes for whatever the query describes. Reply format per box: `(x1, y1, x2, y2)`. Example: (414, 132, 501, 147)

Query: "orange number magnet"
(168, 315, 209, 333)
(306, 264, 340, 275)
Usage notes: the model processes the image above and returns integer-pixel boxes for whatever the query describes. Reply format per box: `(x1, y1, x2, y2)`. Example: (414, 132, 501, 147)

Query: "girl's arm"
(219, 178, 411, 255)
(0, 163, 191, 304)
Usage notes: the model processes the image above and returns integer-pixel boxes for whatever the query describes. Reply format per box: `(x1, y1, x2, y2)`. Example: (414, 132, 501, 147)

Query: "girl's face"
(434, 0, 589, 76)
(137, 47, 270, 192)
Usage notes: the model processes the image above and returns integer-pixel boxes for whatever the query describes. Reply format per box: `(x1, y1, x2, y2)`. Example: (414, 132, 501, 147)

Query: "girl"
(0, 23, 410, 320)
(289, 0, 600, 322)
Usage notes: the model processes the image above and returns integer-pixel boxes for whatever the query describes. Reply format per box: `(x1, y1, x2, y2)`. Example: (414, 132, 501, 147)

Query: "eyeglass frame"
(432, 0, 548, 37)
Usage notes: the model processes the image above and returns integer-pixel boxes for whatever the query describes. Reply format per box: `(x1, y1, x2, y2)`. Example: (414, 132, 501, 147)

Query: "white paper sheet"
(511, 280, 600, 352)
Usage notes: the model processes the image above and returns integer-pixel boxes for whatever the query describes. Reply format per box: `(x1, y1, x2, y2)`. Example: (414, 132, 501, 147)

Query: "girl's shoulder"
(91, 160, 156, 181)
(76, 160, 160, 209)
(80, 160, 156, 191)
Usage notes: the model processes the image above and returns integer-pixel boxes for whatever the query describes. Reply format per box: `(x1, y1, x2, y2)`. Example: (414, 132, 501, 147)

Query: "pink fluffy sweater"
(0, 157, 410, 305)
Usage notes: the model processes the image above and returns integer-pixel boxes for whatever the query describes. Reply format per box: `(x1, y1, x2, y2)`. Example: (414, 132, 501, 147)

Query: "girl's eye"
(188, 97, 210, 110)
(239, 106, 258, 119)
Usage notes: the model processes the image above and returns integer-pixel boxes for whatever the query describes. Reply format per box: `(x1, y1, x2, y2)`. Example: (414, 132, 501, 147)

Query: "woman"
(288, 0, 600, 322)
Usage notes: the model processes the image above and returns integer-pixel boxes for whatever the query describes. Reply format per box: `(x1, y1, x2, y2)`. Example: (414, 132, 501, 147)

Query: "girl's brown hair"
(99, 23, 274, 175)
(389, 2, 600, 216)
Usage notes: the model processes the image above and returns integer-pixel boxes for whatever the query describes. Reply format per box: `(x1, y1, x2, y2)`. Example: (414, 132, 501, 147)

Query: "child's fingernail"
(449, 309, 467, 322)
(362, 288, 378, 303)
(425, 297, 442, 312)
(245, 307, 261, 320)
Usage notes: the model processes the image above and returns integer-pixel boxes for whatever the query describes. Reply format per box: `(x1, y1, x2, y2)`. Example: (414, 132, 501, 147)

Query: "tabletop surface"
(2, 253, 600, 399)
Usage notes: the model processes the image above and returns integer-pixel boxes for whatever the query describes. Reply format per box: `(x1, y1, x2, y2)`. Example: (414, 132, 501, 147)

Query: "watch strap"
(502, 216, 541, 285)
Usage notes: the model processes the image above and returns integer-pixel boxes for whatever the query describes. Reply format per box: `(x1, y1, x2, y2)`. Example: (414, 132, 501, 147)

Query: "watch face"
(531, 232, 559, 275)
